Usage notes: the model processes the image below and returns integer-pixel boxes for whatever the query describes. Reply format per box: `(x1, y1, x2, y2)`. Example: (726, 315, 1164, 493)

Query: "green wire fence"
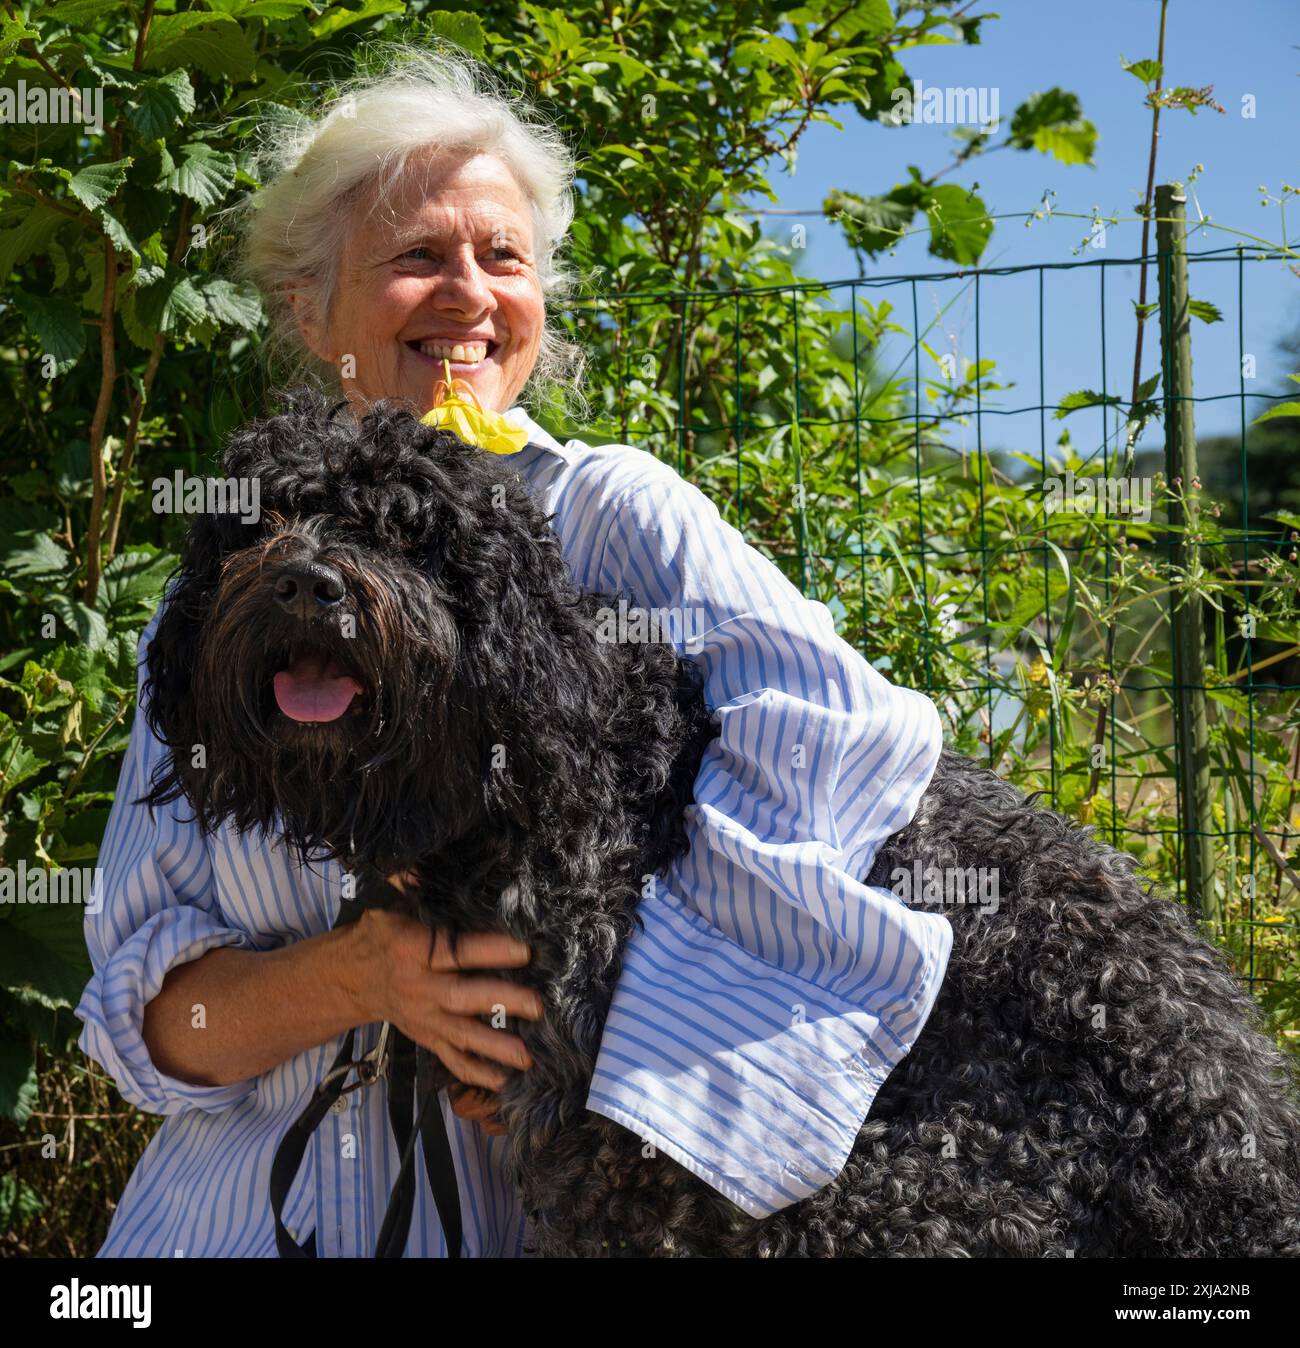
(558, 205, 1300, 1036)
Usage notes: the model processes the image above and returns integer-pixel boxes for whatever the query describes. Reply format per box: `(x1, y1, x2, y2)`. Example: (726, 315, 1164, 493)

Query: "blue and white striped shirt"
(76, 406, 952, 1257)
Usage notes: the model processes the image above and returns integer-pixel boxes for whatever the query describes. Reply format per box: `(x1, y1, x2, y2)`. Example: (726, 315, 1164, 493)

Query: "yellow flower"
(420, 360, 530, 455)
(1027, 656, 1050, 686)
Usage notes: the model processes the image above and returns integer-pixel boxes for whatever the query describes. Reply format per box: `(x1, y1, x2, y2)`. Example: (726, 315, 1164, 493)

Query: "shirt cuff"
(584, 887, 953, 1218)
(75, 906, 257, 1116)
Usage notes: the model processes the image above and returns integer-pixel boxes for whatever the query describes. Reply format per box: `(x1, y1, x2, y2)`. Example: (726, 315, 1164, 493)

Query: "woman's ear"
(286, 285, 331, 363)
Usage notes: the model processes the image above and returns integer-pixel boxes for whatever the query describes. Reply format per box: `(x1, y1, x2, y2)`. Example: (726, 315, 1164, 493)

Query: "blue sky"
(759, 0, 1298, 448)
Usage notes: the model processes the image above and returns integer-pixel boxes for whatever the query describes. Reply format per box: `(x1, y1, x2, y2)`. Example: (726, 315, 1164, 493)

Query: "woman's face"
(298, 152, 545, 413)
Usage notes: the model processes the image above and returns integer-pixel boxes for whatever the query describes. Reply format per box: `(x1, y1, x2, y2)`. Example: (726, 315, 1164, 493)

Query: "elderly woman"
(76, 51, 950, 1257)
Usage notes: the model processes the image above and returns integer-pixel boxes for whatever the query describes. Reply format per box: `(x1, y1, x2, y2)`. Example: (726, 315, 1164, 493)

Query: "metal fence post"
(1155, 183, 1218, 928)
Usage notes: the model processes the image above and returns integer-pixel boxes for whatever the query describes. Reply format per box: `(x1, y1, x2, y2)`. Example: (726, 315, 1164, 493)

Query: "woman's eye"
(489, 246, 519, 262)
(401, 246, 433, 262)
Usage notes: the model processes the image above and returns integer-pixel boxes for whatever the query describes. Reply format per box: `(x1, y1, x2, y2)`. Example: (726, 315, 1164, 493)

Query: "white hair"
(230, 45, 585, 410)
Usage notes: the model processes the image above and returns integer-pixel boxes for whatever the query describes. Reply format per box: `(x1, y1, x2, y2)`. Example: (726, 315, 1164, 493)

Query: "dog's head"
(142, 389, 593, 873)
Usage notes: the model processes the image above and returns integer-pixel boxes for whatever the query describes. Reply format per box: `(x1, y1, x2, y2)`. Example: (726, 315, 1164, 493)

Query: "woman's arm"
(140, 925, 363, 1088)
(558, 447, 951, 1217)
(141, 909, 541, 1089)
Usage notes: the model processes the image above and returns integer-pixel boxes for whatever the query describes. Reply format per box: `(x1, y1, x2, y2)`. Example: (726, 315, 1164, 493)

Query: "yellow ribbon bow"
(420, 360, 529, 454)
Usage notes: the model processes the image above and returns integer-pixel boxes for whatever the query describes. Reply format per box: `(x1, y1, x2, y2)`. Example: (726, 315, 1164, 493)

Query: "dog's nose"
(272, 563, 346, 619)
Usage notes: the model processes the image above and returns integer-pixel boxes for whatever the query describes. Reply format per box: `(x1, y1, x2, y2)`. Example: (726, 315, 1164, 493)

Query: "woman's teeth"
(414, 340, 490, 363)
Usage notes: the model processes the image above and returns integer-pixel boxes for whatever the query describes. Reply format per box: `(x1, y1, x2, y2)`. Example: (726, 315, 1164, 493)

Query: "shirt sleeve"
(581, 454, 952, 1218)
(74, 604, 258, 1116)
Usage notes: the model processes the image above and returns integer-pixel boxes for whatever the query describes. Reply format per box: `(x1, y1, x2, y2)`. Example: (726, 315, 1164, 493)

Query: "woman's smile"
(403, 332, 502, 377)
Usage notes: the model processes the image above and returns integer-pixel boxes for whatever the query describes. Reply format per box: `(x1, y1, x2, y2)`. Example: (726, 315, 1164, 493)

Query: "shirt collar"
(501, 405, 573, 461)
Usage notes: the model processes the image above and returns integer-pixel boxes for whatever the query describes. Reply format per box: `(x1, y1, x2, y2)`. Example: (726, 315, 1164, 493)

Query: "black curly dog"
(142, 391, 1300, 1257)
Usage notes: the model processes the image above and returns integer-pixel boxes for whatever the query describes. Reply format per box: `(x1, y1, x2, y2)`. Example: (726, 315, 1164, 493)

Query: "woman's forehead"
(353, 156, 533, 247)
(383, 202, 530, 245)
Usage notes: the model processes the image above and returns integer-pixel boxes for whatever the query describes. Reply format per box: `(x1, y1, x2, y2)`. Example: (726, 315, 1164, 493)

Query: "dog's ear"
(138, 584, 199, 809)
(138, 505, 247, 813)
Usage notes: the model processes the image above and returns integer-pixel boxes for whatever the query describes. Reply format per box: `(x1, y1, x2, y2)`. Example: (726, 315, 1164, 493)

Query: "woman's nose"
(428, 250, 496, 313)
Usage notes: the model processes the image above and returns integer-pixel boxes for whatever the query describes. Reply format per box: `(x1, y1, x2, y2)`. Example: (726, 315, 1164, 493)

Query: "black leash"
(270, 894, 464, 1259)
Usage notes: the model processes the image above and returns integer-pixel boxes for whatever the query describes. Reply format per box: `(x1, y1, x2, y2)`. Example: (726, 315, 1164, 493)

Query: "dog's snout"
(272, 562, 347, 619)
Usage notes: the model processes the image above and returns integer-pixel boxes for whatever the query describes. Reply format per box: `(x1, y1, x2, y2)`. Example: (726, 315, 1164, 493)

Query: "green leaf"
(787, 0, 893, 39)
(427, 10, 486, 56)
(60, 807, 112, 857)
(0, 1169, 46, 1225)
(1252, 400, 1300, 426)
(127, 69, 196, 139)
(995, 566, 1070, 636)
(117, 287, 152, 350)
(48, 238, 71, 288)
(142, 13, 256, 80)
(133, 267, 208, 335)
(0, 902, 94, 1008)
(1187, 298, 1222, 325)
(46, 639, 114, 702)
(0, 723, 43, 795)
(921, 183, 992, 265)
(0, 204, 64, 281)
(67, 158, 131, 211)
(0, 530, 68, 580)
(164, 143, 237, 209)
(95, 208, 139, 259)
(1134, 372, 1161, 402)
(208, 0, 318, 14)
(827, 188, 916, 254)
(840, 0, 893, 39)
(128, 141, 177, 195)
(1010, 88, 1081, 142)
(1028, 124, 1096, 166)
(15, 292, 84, 373)
(0, 15, 39, 62)
(52, 439, 92, 500)
(1055, 389, 1122, 419)
(32, 0, 124, 23)
(311, 0, 406, 40)
(97, 551, 176, 618)
(0, 1038, 37, 1126)
(1008, 88, 1097, 166)
(243, 0, 320, 13)
(193, 275, 263, 330)
(1122, 58, 1163, 85)
(44, 594, 110, 650)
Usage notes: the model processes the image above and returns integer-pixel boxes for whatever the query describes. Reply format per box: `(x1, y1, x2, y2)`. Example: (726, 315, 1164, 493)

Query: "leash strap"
(372, 1031, 464, 1259)
(270, 1026, 357, 1258)
(416, 1043, 463, 1258)
(269, 892, 464, 1258)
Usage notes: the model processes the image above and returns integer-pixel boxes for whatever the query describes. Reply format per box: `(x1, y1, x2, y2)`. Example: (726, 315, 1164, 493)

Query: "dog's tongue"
(273, 657, 362, 723)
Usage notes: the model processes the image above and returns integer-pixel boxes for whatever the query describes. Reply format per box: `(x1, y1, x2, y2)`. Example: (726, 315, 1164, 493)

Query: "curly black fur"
(143, 389, 1300, 1258)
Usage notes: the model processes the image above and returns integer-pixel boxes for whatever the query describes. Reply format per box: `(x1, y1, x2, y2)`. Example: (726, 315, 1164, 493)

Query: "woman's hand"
(346, 905, 544, 1093)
